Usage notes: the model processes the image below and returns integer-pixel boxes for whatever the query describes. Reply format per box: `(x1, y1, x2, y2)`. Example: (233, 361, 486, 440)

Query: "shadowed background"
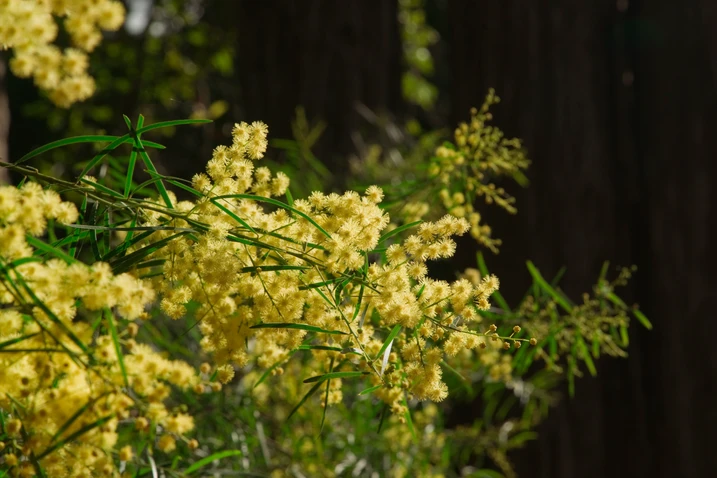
(3, 1, 716, 476)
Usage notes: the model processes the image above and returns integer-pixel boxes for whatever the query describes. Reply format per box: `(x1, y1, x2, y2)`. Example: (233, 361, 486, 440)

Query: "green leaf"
(129, 122, 173, 209)
(80, 177, 125, 198)
(69, 196, 88, 259)
(606, 292, 628, 309)
(111, 231, 188, 274)
(47, 397, 103, 447)
(358, 385, 382, 396)
(575, 335, 597, 376)
(620, 325, 630, 347)
(18, 135, 133, 164)
(250, 322, 348, 335)
(303, 371, 368, 383)
(377, 220, 422, 246)
(184, 450, 243, 475)
(567, 356, 576, 397)
(403, 396, 417, 442)
(78, 134, 132, 179)
(26, 236, 77, 264)
(213, 194, 331, 239)
(165, 178, 203, 198)
(38, 415, 113, 460)
(135, 118, 212, 135)
(550, 265, 568, 287)
(68, 224, 193, 232)
(287, 381, 323, 421)
(320, 357, 335, 432)
(376, 325, 401, 360)
(240, 265, 309, 273)
(124, 116, 143, 197)
(526, 261, 573, 313)
(441, 360, 473, 395)
(0, 333, 39, 350)
(297, 344, 342, 353)
(106, 310, 128, 389)
(13, 273, 89, 355)
(632, 309, 653, 330)
(253, 350, 297, 389)
(209, 198, 256, 234)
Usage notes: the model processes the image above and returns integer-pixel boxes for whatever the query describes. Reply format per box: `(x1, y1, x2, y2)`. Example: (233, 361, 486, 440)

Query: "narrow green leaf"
(0, 333, 39, 350)
(14, 273, 89, 354)
(376, 325, 401, 360)
(567, 357, 576, 397)
(38, 415, 114, 460)
(134, 139, 173, 209)
(184, 450, 243, 475)
(620, 325, 630, 347)
(214, 194, 331, 239)
(124, 116, 143, 197)
(320, 357, 335, 432)
(526, 261, 573, 313)
(68, 224, 193, 232)
(300, 277, 344, 290)
(48, 397, 100, 446)
(297, 344, 342, 353)
(250, 322, 348, 335)
(111, 231, 187, 273)
(240, 265, 309, 273)
(18, 135, 123, 164)
(351, 284, 365, 322)
(106, 310, 128, 389)
(26, 236, 77, 264)
(135, 118, 212, 135)
(287, 381, 323, 421)
(80, 177, 125, 198)
(358, 385, 382, 396)
(377, 220, 422, 245)
(403, 397, 417, 442)
(78, 134, 131, 179)
(102, 225, 157, 262)
(632, 309, 652, 330)
(209, 198, 256, 233)
(69, 196, 88, 259)
(606, 292, 628, 309)
(550, 265, 568, 287)
(253, 351, 296, 389)
(303, 371, 368, 383)
(575, 335, 597, 376)
(441, 360, 473, 394)
(165, 178, 203, 198)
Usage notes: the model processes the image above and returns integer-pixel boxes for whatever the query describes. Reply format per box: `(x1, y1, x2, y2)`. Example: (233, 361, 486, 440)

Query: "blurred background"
(2, 1, 716, 477)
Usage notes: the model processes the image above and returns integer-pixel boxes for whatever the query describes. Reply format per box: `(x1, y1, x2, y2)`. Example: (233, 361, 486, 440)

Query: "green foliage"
(0, 112, 650, 477)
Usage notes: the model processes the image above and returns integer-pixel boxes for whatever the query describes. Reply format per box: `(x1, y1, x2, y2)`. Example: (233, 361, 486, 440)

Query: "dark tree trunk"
(447, 1, 717, 477)
(232, 0, 403, 171)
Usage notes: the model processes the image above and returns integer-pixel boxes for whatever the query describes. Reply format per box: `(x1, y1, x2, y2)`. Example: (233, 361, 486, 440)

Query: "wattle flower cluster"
(136, 121, 512, 417)
(0, 0, 125, 107)
(0, 183, 199, 476)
